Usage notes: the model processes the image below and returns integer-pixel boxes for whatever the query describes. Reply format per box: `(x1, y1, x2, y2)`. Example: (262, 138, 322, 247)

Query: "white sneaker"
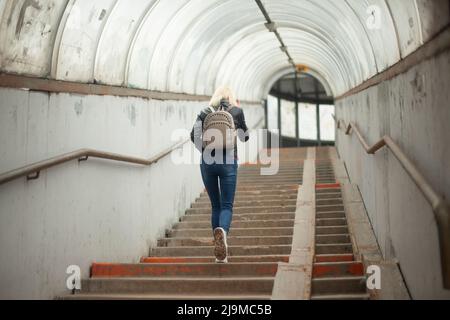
(215, 257, 228, 264)
(213, 228, 228, 263)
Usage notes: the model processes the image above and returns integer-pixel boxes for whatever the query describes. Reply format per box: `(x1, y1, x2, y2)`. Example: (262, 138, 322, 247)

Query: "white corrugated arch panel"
(55, 0, 117, 82)
(147, 0, 222, 92)
(126, 0, 189, 90)
(0, 0, 428, 100)
(168, 0, 263, 95)
(197, 23, 266, 97)
(94, 0, 155, 86)
(281, 31, 351, 94)
(264, 0, 378, 93)
(0, 0, 69, 76)
(346, 0, 401, 72)
(386, 0, 423, 58)
(216, 33, 285, 101)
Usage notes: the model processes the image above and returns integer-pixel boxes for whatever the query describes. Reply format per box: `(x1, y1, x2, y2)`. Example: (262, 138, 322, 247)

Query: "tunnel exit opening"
(264, 72, 335, 148)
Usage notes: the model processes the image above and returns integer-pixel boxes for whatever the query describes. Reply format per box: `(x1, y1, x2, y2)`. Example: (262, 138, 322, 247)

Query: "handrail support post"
(78, 156, 89, 163)
(436, 201, 450, 289)
(27, 171, 40, 181)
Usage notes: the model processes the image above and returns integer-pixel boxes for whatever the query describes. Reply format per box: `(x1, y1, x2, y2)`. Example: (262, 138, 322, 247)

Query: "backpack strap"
(207, 106, 216, 113)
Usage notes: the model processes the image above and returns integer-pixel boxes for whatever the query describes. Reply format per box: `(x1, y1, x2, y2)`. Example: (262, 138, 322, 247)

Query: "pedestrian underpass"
(0, 0, 449, 300)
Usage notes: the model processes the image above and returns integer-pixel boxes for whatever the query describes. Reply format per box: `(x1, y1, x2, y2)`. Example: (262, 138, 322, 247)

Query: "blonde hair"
(209, 86, 238, 108)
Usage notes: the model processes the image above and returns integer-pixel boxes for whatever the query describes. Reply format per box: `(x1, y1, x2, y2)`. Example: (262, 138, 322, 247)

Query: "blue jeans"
(200, 160, 238, 234)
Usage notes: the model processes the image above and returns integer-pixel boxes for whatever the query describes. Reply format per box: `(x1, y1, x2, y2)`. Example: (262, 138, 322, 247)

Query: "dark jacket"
(190, 100, 250, 159)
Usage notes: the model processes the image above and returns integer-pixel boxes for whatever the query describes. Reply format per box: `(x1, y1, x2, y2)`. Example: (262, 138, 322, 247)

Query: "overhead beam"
(294, 71, 300, 147)
(314, 78, 322, 146)
(0, 73, 262, 105)
(255, 0, 296, 70)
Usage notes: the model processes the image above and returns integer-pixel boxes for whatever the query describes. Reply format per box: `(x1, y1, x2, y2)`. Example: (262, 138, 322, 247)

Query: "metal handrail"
(0, 138, 190, 186)
(334, 116, 450, 289)
(0, 116, 266, 186)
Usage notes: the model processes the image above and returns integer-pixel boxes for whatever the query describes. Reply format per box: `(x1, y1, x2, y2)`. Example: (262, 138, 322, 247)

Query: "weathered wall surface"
(0, 88, 264, 299)
(335, 49, 450, 299)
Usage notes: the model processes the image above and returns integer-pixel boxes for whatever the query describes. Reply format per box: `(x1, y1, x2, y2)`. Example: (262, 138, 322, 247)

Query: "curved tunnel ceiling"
(0, 0, 441, 101)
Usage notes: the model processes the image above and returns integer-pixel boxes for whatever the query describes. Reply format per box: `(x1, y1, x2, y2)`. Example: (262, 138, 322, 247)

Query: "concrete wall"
(0, 88, 265, 299)
(335, 49, 450, 299)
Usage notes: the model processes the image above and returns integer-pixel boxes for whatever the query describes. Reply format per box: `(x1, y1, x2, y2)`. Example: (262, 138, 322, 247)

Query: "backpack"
(202, 105, 236, 150)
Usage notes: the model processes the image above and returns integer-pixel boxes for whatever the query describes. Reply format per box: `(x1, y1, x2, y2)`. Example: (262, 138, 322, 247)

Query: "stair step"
(186, 206, 296, 215)
(315, 234, 350, 244)
(159, 236, 293, 247)
(238, 174, 302, 178)
(315, 254, 355, 263)
(316, 226, 349, 235)
(192, 200, 297, 209)
(316, 218, 347, 227)
(240, 167, 302, 172)
(151, 245, 292, 257)
(168, 227, 294, 238)
(316, 198, 343, 205)
(200, 189, 298, 197)
(173, 219, 295, 230)
(237, 174, 302, 179)
(316, 205, 345, 213)
(82, 277, 275, 295)
(61, 293, 272, 300)
(141, 255, 290, 264)
(311, 293, 370, 300)
(236, 185, 299, 192)
(239, 170, 302, 174)
(311, 277, 367, 295)
(198, 195, 298, 202)
(316, 188, 341, 194)
(313, 262, 365, 278)
(315, 244, 353, 255)
(316, 193, 342, 200)
(241, 175, 299, 180)
(238, 176, 301, 180)
(91, 262, 279, 278)
(182, 213, 295, 221)
(237, 181, 302, 187)
(316, 211, 346, 219)
(239, 169, 303, 173)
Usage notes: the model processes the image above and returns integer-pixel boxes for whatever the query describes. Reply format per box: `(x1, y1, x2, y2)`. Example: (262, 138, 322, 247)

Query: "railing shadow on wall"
(333, 115, 450, 290)
(0, 117, 265, 186)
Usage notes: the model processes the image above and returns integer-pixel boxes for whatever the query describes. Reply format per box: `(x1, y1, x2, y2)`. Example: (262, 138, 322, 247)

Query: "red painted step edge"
(315, 254, 354, 263)
(91, 263, 279, 278)
(312, 262, 365, 278)
(140, 257, 208, 264)
(316, 183, 341, 189)
(140, 256, 290, 264)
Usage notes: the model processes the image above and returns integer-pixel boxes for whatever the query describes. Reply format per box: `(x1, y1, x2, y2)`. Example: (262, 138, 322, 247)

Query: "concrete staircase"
(60, 147, 374, 300)
(311, 157, 369, 300)
(64, 149, 306, 300)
